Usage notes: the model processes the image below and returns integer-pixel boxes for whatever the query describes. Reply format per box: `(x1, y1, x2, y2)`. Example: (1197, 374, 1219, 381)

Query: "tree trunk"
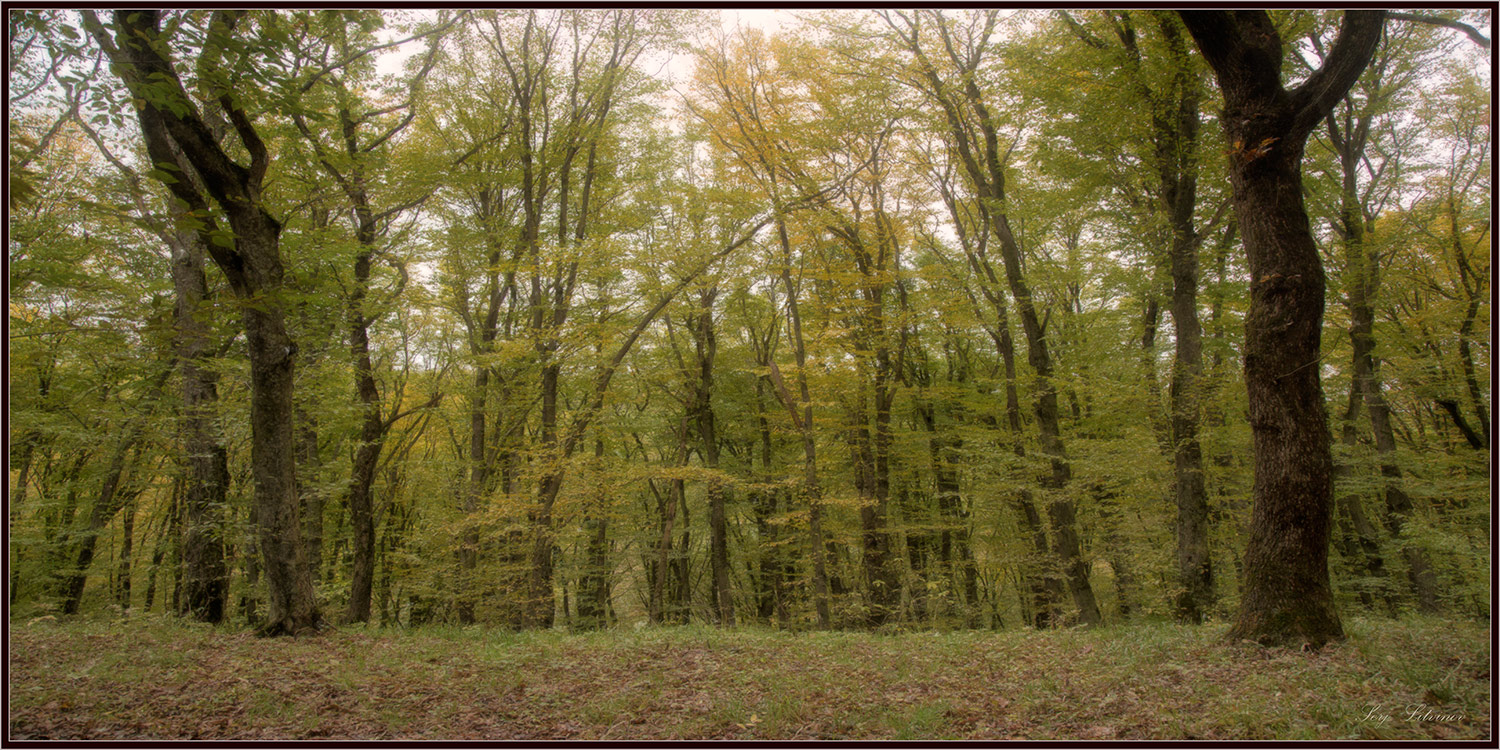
(1139, 296, 1171, 455)
(243, 300, 322, 635)
(648, 474, 679, 625)
(672, 485, 692, 623)
(116, 496, 136, 610)
(343, 216, 384, 624)
(1155, 19, 1215, 624)
(10, 433, 37, 606)
(143, 476, 180, 613)
(987, 322, 1065, 628)
(1336, 386, 1396, 612)
(1181, 9, 1385, 648)
(750, 375, 790, 626)
(773, 219, 832, 628)
(97, 8, 322, 636)
(150, 117, 233, 625)
(576, 437, 613, 630)
(691, 288, 735, 626)
(527, 365, 564, 629)
(60, 443, 144, 615)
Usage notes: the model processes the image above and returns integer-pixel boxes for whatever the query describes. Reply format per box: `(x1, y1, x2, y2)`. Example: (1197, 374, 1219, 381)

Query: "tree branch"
(1388, 11, 1490, 48)
(1289, 11, 1387, 137)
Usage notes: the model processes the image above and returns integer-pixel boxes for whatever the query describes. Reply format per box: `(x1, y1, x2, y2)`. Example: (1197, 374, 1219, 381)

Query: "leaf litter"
(7, 616, 1489, 740)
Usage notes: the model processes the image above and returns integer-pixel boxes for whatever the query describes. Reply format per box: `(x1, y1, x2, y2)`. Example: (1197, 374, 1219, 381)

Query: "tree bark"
(1180, 9, 1385, 647)
(342, 208, 383, 625)
(152, 80, 233, 627)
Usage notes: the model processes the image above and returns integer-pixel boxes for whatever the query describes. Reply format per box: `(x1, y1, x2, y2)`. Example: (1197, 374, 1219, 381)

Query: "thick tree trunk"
(99, 9, 322, 636)
(1181, 9, 1385, 648)
(154, 113, 232, 625)
(1220, 150, 1341, 645)
(244, 301, 322, 635)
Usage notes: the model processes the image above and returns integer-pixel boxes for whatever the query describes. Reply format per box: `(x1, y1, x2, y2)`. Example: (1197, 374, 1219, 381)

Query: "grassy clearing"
(7, 614, 1489, 740)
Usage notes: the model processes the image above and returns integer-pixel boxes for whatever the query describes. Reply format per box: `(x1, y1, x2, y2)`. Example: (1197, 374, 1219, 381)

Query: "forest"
(5, 8, 1493, 740)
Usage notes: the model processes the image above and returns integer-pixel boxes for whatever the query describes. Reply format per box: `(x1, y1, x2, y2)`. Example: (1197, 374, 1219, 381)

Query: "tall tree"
(88, 9, 322, 635)
(288, 10, 456, 624)
(1178, 9, 1385, 647)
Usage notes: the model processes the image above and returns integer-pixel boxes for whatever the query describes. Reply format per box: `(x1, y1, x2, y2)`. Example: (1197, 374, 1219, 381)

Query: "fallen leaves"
(6, 617, 1490, 741)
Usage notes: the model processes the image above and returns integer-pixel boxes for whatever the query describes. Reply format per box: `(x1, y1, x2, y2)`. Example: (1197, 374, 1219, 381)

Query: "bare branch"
(1388, 11, 1491, 48)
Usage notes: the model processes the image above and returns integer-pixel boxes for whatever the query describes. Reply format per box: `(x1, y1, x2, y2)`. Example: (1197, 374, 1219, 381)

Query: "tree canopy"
(8, 9, 1490, 643)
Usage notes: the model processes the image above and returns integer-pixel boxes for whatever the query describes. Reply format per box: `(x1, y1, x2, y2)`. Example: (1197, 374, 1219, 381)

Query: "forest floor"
(7, 614, 1490, 741)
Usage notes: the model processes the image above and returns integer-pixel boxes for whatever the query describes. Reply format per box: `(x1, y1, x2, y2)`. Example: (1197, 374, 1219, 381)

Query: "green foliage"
(7, 10, 1488, 639)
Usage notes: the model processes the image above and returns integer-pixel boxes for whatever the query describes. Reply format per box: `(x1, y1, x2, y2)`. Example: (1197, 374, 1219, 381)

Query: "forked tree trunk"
(1180, 9, 1385, 648)
(96, 9, 323, 636)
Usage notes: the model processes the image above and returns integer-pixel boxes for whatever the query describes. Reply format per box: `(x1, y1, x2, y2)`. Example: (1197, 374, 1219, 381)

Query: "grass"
(7, 614, 1490, 740)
